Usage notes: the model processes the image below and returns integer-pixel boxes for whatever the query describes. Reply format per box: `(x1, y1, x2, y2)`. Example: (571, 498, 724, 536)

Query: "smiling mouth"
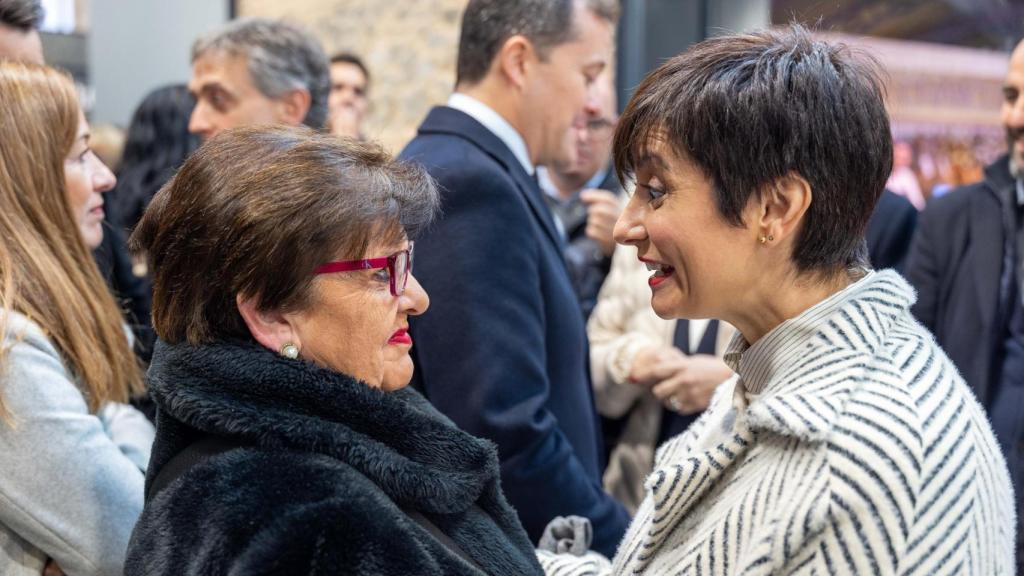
(644, 261, 675, 288)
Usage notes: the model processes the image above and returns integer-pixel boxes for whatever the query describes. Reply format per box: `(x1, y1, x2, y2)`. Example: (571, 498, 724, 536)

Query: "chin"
(381, 356, 414, 392)
(82, 226, 104, 250)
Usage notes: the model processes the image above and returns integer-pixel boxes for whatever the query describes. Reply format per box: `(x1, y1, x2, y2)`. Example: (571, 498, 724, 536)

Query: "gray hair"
(192, 18, 330, 130)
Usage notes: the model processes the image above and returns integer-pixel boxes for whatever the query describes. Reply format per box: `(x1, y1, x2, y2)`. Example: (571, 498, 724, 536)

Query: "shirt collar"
(722, 270, 917, 442)
(447, 93, 534, 176)
(723, 270, 876, 396)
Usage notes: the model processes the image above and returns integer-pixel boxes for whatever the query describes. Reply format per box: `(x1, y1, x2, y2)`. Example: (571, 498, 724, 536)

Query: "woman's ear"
(757, 173, 812, 245)
(236, 293, 300, 355)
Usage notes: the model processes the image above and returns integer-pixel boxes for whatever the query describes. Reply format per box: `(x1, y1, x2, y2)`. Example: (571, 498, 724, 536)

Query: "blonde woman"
(0, 61, 154, 575)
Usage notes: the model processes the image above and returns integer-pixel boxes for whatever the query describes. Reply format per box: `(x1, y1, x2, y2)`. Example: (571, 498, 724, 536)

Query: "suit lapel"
(416, 106, 566, 253)
(971, 183, 1006, 333)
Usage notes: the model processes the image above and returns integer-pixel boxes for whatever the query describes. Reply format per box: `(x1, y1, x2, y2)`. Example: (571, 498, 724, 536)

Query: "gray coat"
(0, 312, 153, 576)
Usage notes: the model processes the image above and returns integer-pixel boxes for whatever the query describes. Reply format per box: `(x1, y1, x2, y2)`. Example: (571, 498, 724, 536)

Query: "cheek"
(64, 171, 90, 215)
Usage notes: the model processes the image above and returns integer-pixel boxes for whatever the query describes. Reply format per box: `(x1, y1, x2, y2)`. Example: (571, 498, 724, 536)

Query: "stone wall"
(237, 0, 467, 153)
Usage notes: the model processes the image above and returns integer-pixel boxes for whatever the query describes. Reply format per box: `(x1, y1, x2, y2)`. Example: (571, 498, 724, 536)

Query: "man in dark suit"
(399, 0, 630, 556)
(904, 39, 1024, 569)
(540, 71, 623, 320)
(865, 189, 917, 272)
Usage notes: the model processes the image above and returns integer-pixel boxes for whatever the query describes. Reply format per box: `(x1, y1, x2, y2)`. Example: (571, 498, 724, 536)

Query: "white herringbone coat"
(540, 271, 1016, 575)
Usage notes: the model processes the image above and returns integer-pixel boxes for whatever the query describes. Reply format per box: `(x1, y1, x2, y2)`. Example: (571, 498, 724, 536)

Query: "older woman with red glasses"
(124, 126, 544, 576)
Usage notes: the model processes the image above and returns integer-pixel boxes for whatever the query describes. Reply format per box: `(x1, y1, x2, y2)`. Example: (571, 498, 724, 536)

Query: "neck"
(727, 267, 853, 345)
(456, 80, 532, 162)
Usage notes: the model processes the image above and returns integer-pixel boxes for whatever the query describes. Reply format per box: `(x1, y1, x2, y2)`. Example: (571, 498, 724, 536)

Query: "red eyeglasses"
(313, 243, 414, 297)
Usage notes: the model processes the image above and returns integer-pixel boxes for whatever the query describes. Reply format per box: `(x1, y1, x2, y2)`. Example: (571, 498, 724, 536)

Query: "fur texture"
(124, 338, 543, 575)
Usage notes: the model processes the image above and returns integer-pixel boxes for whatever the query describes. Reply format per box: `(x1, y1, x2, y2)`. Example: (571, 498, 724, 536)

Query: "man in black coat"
(865, 189, 917, 272)
(904, 39, 1024, 569)
(399, 0, 630, 556)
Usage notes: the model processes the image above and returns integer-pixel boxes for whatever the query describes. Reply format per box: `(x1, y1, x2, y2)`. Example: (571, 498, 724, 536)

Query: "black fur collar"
(147, 338, 500, 515)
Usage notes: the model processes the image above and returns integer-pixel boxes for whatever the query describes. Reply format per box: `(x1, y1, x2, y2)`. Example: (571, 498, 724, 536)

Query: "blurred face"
(554, 73, 617, 185)
(614, 137, 758, 320)
(65, 111, 116, 249)
(328, 61, 369, 138)
(523, 5, 613, 167)
(291, 238, 429, 391)
(0, 24, 43, 64)
(188, 52, 287, 140)
(1003, 41, 1024, 177)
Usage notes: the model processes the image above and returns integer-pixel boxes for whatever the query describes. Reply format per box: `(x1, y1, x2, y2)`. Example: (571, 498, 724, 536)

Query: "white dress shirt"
(447, 93, 534, 176)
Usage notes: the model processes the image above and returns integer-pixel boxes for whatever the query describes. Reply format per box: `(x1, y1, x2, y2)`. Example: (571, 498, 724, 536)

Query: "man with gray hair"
(188, 18, 329, 140)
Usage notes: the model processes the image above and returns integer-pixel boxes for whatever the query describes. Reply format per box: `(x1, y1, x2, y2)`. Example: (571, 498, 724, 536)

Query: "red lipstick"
(388, 328, 412, 346)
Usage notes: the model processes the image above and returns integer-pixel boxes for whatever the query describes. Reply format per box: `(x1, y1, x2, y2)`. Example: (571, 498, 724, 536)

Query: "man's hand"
(651, 354, 733, 415)
(329, 106, 362, 139)
(580, 188, 622, 257)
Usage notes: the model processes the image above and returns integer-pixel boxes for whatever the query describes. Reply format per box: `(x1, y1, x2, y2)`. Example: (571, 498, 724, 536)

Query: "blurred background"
(46, 0, 1024, 202)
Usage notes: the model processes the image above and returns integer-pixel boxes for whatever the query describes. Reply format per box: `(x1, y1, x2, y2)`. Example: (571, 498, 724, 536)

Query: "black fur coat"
(124, 338, 544, 575)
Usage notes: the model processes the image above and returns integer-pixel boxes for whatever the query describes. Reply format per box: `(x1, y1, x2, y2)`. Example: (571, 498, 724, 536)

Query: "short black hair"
(615, 25, 892, 274)
(330, 52, 370, 84)
(455, 0, 619, 86)
(0, 0, 43, 31)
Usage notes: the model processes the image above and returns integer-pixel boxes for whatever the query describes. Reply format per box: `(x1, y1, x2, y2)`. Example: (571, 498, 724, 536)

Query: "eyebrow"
(636, 153, 669, 171)
(192, 82, 230, 98)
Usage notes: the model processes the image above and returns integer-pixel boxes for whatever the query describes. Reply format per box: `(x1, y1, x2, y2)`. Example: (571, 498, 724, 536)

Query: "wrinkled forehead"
(189, 50, 254, 91)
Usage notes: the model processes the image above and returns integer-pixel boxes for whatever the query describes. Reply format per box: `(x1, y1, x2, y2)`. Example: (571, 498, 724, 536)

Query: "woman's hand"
(650, 354, 732, 415)
(628, 346, 688, 387)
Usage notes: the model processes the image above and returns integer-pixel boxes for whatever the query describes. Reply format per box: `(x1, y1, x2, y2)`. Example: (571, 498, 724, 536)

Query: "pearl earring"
(759, 235, 767, 244)
(280, 343, 299, 359)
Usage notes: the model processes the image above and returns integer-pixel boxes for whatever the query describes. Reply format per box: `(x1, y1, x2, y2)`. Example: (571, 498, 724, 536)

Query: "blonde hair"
(0, 61, 143, 418)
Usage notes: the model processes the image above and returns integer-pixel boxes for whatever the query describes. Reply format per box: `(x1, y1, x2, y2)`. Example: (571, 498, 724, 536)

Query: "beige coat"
(587, 246, 734, 512)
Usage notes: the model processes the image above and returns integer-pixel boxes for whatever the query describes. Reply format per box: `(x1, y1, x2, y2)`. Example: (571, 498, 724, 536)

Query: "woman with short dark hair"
(125, 126, 544, 575)
(541, 25, 1015, 575)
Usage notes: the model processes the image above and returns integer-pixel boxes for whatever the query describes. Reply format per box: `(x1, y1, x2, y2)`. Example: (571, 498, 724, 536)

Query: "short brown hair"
(614, 25, 892, 274)
(131, 126, 439, 345)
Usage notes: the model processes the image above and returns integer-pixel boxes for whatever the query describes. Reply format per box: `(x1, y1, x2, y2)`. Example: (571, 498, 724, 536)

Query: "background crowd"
(0, 0, 1020, 574)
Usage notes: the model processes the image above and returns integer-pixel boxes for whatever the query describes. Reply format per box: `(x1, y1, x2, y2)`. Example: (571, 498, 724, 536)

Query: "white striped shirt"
(540, 270, 1016, 575)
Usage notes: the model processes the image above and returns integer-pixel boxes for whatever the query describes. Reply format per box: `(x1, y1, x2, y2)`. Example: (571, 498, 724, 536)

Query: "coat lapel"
(624, 394, 754, 573)
(416, 106, 567, 253)
(970, 179, 1006, 334)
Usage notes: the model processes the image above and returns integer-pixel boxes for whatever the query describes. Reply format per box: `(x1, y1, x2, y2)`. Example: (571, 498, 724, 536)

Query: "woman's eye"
(372, 268, 391, 283)
(645, 185, 666, 205)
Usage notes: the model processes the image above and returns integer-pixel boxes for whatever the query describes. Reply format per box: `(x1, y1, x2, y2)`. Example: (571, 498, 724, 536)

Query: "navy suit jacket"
(399, 106, 630, 556)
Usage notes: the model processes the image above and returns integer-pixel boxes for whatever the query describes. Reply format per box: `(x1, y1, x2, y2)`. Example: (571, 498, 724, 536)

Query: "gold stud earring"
(280, 343, 299, 359)
(767, 235, 774, 242)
